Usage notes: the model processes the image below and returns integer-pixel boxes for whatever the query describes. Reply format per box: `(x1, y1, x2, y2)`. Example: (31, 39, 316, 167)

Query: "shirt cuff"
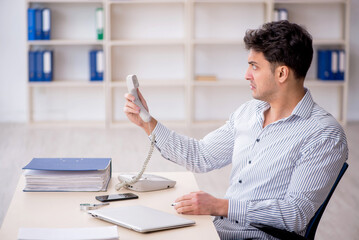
(149, 122, 171, 151)
(228, 198, 247, 227)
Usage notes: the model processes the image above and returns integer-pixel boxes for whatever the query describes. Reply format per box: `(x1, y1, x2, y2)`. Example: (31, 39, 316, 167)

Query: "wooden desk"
(0, 172, 219, 240)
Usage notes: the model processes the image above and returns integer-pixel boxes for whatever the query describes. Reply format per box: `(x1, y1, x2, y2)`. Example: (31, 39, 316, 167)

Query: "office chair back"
(304, 162, 349, 240)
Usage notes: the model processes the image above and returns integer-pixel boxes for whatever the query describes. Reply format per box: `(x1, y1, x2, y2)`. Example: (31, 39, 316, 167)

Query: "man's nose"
(245, 68, 252, 81)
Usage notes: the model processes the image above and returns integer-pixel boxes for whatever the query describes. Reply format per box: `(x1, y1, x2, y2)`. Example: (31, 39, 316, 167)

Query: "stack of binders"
(28, 8, 51, 40)
(90, 50, 104, 81)
(22, 158, 112, 192)
(317, 50, 345, 81)
(29, 50, 53, 82)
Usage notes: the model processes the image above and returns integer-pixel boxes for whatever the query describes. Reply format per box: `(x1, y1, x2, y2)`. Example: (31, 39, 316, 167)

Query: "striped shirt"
(151, 89, 348, 240)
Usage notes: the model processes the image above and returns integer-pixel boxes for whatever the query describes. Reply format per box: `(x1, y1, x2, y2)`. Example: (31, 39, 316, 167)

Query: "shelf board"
(274, 0, 347, 4)
(28, 0, 104, 3)
(110, 120, 187, 128)
(28, 81, 105, 88)
(305, 79, 345, 87)
(193, 39, 244, 45)
(28, 121, 106, 128)
(110, 39, 185, 46)
(110, 80, 186, 87)
(193, 79, 345, 88)
(194, 0, 267, 3)
(109, 0, 185, 4)
(194, 79, 248, 87)
(313, 39, 346, 46)
(28, 40, 104, 46)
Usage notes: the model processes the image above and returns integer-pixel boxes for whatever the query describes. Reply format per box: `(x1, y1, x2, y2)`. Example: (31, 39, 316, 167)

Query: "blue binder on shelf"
(35, 9, 43, 40)
(35, 51, 44, 81)
(28, 51, 37, 82)
(317, 49, 344, 81)
(42, 50, 53, 81)
(28, 8, 36, 40)
(90, 50, 104, 81)
(22, 158, 112, 192)
(42, 8, 51, 40)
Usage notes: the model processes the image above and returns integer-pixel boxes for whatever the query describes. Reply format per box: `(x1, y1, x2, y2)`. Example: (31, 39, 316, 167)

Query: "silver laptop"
(88, 205, 195, 233)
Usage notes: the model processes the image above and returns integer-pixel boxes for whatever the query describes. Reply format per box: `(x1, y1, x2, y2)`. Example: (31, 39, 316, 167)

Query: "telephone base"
(118, 174, 176, 192)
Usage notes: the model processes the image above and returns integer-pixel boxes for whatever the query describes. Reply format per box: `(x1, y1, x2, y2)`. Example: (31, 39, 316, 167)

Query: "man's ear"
(277, 66, 289, 83)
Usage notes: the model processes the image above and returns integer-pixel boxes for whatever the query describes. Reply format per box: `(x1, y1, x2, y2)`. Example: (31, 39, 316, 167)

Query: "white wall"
(0, 0, 27, 122)
(0, 0, 358, 122)
(348, 0, 359, 121)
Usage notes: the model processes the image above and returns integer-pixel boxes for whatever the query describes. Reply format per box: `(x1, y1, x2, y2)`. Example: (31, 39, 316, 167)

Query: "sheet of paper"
(18, 225, 118, 240)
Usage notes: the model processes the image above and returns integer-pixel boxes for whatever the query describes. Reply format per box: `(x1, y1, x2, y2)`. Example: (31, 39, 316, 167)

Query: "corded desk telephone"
(115, 75, 176, 192)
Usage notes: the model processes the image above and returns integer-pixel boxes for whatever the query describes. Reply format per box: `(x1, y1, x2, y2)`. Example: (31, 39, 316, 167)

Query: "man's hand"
(173, 191, 228, 217)
(124, 89, 157, 135)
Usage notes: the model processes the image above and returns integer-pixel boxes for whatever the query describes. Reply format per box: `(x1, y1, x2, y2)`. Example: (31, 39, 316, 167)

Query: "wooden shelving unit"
(26, 0, 350, 127)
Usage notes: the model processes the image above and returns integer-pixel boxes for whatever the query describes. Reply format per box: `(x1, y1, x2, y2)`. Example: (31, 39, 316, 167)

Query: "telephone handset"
(115, 75, 176, 192)
(126, 75, 152, 123)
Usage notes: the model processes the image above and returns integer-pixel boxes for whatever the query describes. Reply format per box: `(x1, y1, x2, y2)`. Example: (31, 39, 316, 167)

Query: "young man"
(123, 21, 348, 239)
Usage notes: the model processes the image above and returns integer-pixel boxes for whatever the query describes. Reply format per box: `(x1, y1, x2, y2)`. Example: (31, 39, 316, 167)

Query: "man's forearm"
(214, 198, 229, 217)
(142, 117, 158, 136)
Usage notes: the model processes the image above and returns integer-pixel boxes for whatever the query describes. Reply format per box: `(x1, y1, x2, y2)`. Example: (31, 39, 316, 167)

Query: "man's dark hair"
(244, 20, 313, 80)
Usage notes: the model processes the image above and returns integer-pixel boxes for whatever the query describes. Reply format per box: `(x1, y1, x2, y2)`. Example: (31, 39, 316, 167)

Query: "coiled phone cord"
(115, 122, 156, 191)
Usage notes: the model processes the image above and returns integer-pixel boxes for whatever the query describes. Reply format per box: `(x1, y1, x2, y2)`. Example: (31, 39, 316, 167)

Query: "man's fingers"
(124, 101, 140, 114)
(176, 205, 196, 215)
(175, 193, 194, 203)
(124, 93, 135, 102)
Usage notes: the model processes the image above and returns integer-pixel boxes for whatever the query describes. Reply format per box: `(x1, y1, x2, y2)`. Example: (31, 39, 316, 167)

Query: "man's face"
(245, 50, 278, 102)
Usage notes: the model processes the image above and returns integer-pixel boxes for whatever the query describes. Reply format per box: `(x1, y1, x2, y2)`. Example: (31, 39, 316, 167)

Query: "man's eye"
(252, 65, 257, 70)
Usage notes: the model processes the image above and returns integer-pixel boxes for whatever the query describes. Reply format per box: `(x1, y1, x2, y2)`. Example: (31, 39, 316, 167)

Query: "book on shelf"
(317, 49, 345, 81)
(42, 8, 51, 40)
(96, 8, 104, 40)
(29, 50, 53, 82)
(28, 8, 36, 40)
(274, 8, 288, 22)
(90, 50, 104, 81)
(28, 8, 51, 40)
(22, 158, 112, 192)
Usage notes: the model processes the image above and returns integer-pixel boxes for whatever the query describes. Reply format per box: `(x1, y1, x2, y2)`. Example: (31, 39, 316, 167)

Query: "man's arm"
(227, 136, 347, 232)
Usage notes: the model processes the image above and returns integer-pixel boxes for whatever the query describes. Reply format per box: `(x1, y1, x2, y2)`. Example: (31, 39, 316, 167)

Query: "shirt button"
(235, 220, 239, 224)
(249, 161, 252, 164)
(238, 180, 242, 183)
(220, 216, 223, 219)
(256, 139, 260, 142)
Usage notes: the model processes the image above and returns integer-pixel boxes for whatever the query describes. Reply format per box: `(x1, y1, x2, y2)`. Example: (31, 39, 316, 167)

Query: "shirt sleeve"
(151, 113, 237, 173)
(227, 135, 348, 233)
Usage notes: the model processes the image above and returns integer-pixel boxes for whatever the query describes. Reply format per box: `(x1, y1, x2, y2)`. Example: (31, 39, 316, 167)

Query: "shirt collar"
(256, 88, 314, 120)
(291, 88, 314, 119)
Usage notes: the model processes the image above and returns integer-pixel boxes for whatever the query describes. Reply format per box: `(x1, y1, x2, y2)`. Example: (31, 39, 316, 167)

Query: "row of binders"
(22, 158, 112, 192)
(317, 49, 345, 81)
(28, 8, 51, 40)
(28, 8, 104, 40)
(29, 50, 53, 82)
(28, 50, 104, 82)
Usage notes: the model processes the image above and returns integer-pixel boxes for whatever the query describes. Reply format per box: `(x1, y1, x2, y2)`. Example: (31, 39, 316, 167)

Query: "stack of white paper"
(22, 158, 112, 192)
(18, 226, 118, 240)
